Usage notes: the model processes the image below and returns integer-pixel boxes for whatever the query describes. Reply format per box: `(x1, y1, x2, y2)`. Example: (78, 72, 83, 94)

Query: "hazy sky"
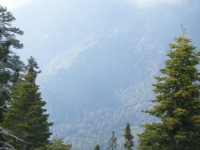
(0, 0, 197, 71)
(126, 0, 186, 7)
(0, 0, 187, 9)
(0, 0, 31, 9)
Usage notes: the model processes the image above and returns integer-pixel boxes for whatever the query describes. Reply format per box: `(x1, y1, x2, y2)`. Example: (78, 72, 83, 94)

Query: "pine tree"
(137, 30, 200, 149)
(94, 144, 101, 150)
(25, 56, 41, 82)
(0, 5, 24, 49)
(1, 57, 53, 150)
(0, 40, 24, 107)
(123, 122, 134, 150)
(0, 4, 24, 122)
(0, 41, 11, 124)
(0, 4, 24, 86)
(36, 138, 72, 150)
(107, 131, 117, 150)
(0, 8, 24, 145)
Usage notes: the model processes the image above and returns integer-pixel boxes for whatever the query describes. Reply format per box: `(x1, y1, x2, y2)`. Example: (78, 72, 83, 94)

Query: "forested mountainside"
(8, 0, 199, 149)
(1, 0, 200, 149)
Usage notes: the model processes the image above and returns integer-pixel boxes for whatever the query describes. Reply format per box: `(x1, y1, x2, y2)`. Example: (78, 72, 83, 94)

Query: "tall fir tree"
(0, 4, 24, 120)
(36, 138, 72, 150)
(137, 30, 200, 150)
(0, 4, 24, 85)
(107, 131, 117, 150)
(123, 122, 134, 150)
(0, 5, 24, 48)
(0, 41, 11, 122)
(0, 5, 24, 147)
(94, 144, 101, 150)
(25, 56, 41, 82)
(1, 57, 53, 150)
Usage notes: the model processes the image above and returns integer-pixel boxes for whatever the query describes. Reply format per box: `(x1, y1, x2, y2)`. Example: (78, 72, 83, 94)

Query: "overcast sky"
(0, 0, 31, 9)
(0, 0, 187, 9)
(0, 0, 197, 70)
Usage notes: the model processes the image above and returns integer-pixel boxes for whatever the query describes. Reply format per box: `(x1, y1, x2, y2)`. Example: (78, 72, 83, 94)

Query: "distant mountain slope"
(32, 1, 200, 149)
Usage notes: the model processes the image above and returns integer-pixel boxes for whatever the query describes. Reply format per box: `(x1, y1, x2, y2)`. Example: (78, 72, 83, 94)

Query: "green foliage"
(123, 122, 134, 150)
(94, 144, 100, 150)
(0, 4, 24, 89)
(0, 4, 24, 86)
(25, 56, 41, 82)
(36, 138, 72, 150)
(1, 57, 53, 149)
(0, 5, 23, 49)
(0, 5, 24, 108)
(47, 138, 72, 150)
(0, 5, 23, 86)
(0, 5, 24, 147)
(107, 131, 117, 150)
(137, 34, 200, 149)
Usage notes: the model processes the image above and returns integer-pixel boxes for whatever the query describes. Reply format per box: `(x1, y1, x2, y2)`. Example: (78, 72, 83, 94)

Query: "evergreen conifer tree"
(0, 6, 24, 146)
(123, 122, 134, 150)
(107, 131, 117, 150)
(94, 144, 101, 150)
(137, 30, 200, 149)
(1, 57, 53, 150)
(0, 5, 24, 48)
(0, 5, 24, 123)
(25, 56, 41, 82)
(0, 5, 24, 86)
(36, 138, 72, 150)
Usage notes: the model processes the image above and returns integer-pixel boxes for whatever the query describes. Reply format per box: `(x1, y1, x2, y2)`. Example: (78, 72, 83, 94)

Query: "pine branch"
(0, 126, 26, 144)
(0, 141, 14, 149)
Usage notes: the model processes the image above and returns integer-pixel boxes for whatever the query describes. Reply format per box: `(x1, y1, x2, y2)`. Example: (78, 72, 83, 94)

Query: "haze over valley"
(2, 0, 200, 149)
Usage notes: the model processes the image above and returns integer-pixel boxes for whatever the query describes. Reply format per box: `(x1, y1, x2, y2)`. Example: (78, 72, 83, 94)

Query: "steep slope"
(29, 1, 200, 149)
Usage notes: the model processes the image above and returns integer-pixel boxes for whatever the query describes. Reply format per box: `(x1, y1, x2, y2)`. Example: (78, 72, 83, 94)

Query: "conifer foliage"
(94, 144, 101, 150)
(0, 5, 24, 123)
(0, 5, 24, 148)
(107, 131, 117, 150)
(94, 144, 100, 150)
(137, 32, 200, 149)
(123, 122, 134, 150)
(35, 138, 72, 150)
(1, 57, 53, 150)
(46, 138, 72, 150)
(0, 5, 24, 49)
